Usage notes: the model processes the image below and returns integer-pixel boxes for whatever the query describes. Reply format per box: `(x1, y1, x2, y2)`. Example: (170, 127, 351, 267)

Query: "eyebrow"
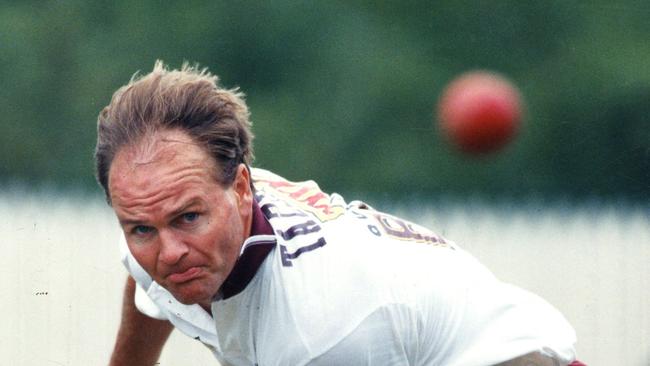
(168, 198, 202, 219)
(119, 218, 146, 227)
(118, 198, 203, 227)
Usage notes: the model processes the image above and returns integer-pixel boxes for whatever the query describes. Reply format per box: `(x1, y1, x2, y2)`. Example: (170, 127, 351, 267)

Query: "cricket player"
(96, 61, 584, 365)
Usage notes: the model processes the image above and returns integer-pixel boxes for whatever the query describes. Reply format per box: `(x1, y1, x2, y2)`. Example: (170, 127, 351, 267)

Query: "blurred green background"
(1, 1, 648, 201)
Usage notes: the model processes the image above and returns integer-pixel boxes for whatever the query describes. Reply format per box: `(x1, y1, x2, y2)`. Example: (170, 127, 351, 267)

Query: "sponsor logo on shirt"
(254, 170, 345, 222)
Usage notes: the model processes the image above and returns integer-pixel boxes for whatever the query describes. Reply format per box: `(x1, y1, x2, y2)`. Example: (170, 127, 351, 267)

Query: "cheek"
(210, 213, 244, 260)
(128, 244, 157, 270)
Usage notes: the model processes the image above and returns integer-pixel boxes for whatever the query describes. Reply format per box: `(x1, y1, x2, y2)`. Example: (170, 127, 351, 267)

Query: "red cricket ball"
(437, 71, 523, 155)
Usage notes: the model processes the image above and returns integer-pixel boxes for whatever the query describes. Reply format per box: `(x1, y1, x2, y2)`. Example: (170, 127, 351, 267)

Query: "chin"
(172, 290, 210, 305)
(169, 281, 217, 305)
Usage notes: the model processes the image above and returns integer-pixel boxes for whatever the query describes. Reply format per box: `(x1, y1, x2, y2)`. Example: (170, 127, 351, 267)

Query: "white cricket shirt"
(120, 168, 577, 365)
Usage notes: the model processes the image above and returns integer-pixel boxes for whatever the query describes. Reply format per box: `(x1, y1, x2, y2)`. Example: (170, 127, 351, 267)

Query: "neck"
(200, 302, 212, 315)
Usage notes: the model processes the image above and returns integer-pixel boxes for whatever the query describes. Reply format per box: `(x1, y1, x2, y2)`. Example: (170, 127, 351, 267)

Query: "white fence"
(0, 193, 648, 365)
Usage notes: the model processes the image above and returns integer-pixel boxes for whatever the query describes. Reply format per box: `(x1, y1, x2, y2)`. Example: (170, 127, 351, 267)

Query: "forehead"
(119, 129, 203, 163)
(108, 129, 218, 195)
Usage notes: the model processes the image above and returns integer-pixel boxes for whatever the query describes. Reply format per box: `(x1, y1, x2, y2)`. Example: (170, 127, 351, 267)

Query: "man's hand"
(109, 276, 174, 366)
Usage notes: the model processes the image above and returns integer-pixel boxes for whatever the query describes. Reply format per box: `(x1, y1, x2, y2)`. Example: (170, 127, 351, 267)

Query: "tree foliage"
(1, 1, 648, 200)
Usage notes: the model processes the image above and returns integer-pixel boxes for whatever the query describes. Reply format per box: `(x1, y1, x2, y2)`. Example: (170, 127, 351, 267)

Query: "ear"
(233, 164, 253, 210)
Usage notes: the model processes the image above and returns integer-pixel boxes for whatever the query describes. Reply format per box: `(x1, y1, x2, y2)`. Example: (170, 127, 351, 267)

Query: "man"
(96, 61, 582, 365)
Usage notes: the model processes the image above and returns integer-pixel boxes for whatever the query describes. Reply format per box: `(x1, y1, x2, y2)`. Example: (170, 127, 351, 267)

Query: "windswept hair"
(94, 60, 254, 203)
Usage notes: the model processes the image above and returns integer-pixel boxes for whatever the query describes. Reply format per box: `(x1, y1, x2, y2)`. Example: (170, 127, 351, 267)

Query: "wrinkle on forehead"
(108, 134, 223, 225)
(109, 129, 220, 201)
(113, 172, 210, 221)
(109, 130, 214, 189)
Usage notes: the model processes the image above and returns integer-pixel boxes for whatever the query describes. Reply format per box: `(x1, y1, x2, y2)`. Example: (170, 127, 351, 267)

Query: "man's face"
(108, 129, 252, 309)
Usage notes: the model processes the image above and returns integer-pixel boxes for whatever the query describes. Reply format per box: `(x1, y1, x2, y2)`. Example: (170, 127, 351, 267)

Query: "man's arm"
(109, 276, 174, 366)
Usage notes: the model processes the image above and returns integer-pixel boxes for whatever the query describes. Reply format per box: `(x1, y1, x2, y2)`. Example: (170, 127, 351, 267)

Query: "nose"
(158, 229, 189, 266)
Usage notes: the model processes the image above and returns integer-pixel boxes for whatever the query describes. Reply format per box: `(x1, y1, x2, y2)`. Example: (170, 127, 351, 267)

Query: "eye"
(180, 212, 199, 224)
(132, 225, 154, 236)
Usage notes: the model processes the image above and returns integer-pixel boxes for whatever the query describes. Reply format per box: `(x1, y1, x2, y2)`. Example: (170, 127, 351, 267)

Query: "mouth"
(167, 267, 202, 284)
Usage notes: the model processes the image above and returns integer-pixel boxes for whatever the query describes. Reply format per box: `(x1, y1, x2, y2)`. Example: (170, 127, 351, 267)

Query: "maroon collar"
(217, 199, 275, 300)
